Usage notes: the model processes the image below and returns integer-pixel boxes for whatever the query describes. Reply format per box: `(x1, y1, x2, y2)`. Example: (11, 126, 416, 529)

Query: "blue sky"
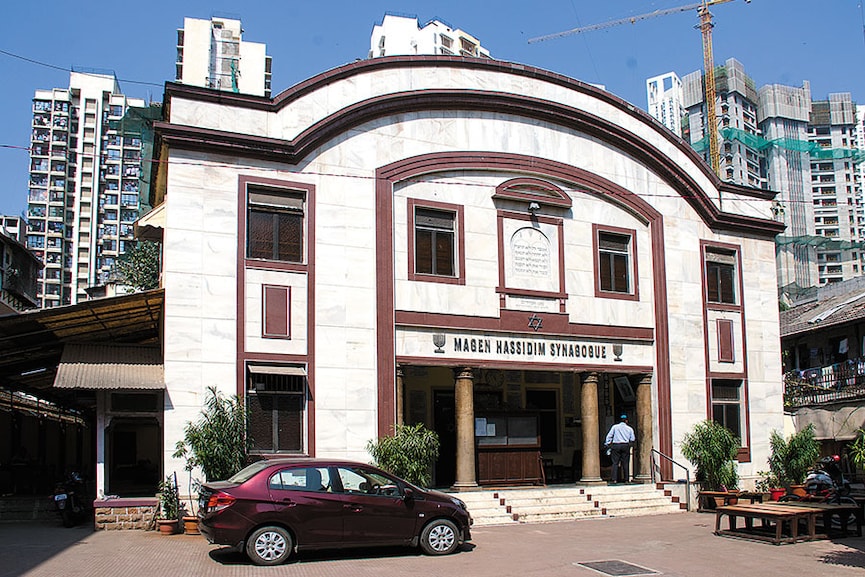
(2, 0, 865, 217)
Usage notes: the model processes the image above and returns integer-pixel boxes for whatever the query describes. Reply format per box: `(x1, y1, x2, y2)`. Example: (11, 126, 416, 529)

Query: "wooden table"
(714, 503, 821, 544)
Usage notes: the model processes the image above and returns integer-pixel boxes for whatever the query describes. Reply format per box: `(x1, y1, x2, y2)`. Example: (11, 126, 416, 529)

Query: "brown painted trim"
(156, 86, 784, 239)
(700, 239, 751, 458)
(395, 310, 655, 341)
(376, 152, 674, 464)
(493, 177, 572, 208)
(592, 223, 640, 302)
(495, 209, 567, 300)
(406, 198, 466, 285)
(395, 355, 653, 373)
(162, 55, 766, 203)
(237, 176, 317, 456)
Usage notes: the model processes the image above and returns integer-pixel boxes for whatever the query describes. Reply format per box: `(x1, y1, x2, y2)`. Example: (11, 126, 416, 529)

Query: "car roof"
(253, 457, 376, 468)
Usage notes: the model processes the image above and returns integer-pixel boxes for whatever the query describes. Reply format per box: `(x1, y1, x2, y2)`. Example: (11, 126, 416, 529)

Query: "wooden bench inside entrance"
(714, 503, 821, 545)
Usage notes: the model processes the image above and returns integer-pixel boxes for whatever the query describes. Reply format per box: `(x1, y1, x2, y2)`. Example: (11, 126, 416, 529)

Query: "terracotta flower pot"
(157, 519, 178, 534)
(182, 516, 200, 535)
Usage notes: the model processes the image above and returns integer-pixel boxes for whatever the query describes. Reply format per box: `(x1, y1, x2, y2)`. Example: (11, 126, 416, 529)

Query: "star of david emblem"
(528, 314, 543, 332)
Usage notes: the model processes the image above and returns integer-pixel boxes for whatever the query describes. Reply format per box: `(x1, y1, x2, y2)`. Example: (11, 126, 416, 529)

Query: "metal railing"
(651, 448, 691, 511)
(784, 359, 865, 408)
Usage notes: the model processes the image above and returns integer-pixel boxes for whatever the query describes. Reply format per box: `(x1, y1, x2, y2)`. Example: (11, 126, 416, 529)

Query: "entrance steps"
(453, 483, 687, 526)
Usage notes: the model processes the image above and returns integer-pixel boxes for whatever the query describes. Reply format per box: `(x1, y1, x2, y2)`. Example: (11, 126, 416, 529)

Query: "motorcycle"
(53, 472, 89, 527)
(804, 455, 851, 499)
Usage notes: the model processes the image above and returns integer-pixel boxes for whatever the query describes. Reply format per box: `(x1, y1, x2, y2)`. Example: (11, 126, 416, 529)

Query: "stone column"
(395, 365, 405, 426)
(634, 373, 654, 484)
(452, 367, 478, 490)
(580, 372, 604, 484)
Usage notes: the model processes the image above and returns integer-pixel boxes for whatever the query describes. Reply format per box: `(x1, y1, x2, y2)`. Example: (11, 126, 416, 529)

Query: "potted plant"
(366, 423, 440, 487)
(173, 386, 251, 534)
(157, 476, 180, 534)
(680, 420, 740, 509)
(755, 470, 785, 501)
(767, 424, 820, 496)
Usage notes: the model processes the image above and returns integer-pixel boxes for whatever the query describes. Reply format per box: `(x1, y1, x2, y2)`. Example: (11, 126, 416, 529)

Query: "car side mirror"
(403, 487, 414, 501)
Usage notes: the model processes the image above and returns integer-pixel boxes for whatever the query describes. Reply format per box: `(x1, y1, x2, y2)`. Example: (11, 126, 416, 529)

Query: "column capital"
(453, 367, 474, 381)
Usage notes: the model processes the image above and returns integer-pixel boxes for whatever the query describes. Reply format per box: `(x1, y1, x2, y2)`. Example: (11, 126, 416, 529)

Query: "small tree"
(157, 475, 181, 521)
(173, 386, 250, 482)
(768, 424, 820, 487)
(849, 429, 865, 473)
(112, 240, 161, 291)
(367, 423, 440, 487)
(680, 420, 740, 491)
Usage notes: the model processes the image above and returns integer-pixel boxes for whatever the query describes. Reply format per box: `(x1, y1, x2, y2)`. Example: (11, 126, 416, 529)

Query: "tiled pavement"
(2, 512, 864, 577)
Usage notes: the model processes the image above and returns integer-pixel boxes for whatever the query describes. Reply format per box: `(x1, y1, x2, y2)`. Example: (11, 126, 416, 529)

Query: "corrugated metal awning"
(54, 344, 164, 390)
(247, 364, 306, 376)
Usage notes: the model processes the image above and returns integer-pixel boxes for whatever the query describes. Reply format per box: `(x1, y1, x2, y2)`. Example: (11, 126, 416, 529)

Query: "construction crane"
(529, 0, 745, 176)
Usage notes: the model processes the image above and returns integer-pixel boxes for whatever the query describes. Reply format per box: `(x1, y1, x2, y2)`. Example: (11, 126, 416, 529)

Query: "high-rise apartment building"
(25, 72, 146, 308)
(646, 72, 684, 136)
(369, 13, 490, 58)
(655, 59, 864, 290)
(176, 16, 272, 97)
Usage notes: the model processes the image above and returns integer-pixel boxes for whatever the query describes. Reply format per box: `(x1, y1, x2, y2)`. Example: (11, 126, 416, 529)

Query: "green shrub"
(158, 476, 181, 521)
(367, 423, 440, 487)
(768, 424, 820, 487)
(172, 386, 250, 482)
(680, 420, 740, 491)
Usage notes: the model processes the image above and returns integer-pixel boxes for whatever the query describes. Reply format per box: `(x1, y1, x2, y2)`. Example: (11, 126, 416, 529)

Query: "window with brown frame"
(598, 231, 631, 293)
(705, 247, 737, 304)
(414, 207, 455, 277)
(247, 189, 304, 262)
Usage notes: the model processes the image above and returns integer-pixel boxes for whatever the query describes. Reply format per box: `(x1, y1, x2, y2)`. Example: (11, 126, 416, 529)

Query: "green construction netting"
(691, 127, 865, 163)
(775, 235, 865, 249)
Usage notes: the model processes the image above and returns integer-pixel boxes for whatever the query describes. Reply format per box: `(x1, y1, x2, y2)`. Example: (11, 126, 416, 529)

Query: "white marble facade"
(156, 57, 785, 486)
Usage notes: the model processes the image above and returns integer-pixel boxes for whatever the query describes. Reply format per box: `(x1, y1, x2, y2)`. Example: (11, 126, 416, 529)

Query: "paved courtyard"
(2, 512, 864, 577)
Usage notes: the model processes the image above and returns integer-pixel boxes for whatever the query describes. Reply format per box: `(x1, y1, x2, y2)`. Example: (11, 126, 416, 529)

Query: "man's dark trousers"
(610, 443, 630, 483)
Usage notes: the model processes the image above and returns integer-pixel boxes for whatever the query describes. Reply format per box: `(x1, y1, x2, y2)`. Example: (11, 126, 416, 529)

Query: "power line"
(0, 48, 163, 88)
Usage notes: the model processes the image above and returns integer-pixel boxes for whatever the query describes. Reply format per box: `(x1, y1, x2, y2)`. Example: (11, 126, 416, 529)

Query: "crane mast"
(528, 0, 740, 176)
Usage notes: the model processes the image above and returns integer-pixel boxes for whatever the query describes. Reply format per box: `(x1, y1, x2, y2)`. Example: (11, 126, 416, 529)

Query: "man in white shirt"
(604, 413, 635, 484)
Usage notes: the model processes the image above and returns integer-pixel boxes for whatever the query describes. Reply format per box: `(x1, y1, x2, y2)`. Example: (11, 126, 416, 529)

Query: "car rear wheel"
(246, 526, 292, 566)
(419, 519, 459, 555)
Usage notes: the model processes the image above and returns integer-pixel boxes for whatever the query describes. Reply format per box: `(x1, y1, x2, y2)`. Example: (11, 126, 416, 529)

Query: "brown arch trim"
(493, 177, 572, 209)
(375, 151, 675, 462)
(161, 55, 764, 199)
(158, 88, 782, 238)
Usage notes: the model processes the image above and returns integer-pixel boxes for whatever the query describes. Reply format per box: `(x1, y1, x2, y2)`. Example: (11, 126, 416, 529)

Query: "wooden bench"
(774, 501, 863, 538)
(697, 490, 762, 512)
(714, 503, 821, 544)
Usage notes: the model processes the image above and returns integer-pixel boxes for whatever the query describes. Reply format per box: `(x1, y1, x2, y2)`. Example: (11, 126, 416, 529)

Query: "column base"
(450, 482, 479, 491)
(633, 475, 653, 484)
(579, 476, 606, 485)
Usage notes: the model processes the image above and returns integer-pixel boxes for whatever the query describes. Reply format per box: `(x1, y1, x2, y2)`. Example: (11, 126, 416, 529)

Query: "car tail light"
(206, 491, 236, 512)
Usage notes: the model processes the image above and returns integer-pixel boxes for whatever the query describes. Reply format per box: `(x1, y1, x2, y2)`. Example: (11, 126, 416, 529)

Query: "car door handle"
(343, 504, 363, 512)
(281, 498, 296, 507)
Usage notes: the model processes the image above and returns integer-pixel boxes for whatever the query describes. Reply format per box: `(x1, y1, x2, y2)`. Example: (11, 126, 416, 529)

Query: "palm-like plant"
(767, 424, 820, 487)
(680, 420, 740, 491)
(173, 386, 250, 482)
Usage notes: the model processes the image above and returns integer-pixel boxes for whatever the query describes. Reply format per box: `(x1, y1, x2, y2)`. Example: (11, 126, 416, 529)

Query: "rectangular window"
(711, 380, 742, 441)
(598, 231, 631, 293)
(705, 247, 737, 304)
(414, 207, 455, 277)
(247, 365, 306, 453)
(247, 189, 304, 262)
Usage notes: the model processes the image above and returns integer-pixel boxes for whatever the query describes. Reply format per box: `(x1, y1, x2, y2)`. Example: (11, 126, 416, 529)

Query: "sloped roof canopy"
(55, 344, 163, 390)
(0, 289, 163, 393)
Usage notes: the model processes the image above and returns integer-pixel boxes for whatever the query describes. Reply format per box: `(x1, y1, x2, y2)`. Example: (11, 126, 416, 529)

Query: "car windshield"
(226, 460, 272, 484)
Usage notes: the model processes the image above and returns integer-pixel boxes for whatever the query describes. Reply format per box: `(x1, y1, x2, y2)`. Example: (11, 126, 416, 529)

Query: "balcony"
(784, 360, 865, 409)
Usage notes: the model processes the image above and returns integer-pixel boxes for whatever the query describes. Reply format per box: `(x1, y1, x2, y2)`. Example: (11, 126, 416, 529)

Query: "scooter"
(804, 455, 850, 499)
(53, 472, 89, 527)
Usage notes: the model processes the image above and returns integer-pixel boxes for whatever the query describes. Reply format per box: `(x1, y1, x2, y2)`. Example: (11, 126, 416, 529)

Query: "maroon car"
(197, 458, 472, 565)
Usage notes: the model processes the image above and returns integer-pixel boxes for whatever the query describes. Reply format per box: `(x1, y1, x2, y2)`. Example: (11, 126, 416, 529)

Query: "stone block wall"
(93, 498, 158, 530)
